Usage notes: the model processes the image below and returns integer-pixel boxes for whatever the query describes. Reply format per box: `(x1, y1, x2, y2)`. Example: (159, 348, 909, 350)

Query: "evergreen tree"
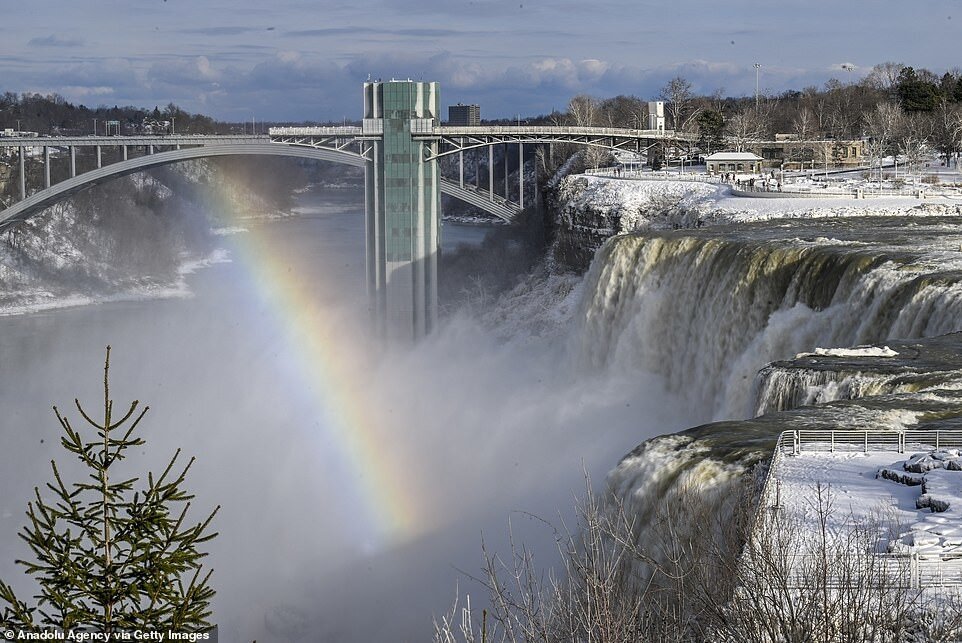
(0, 347, 219, 635)
(896, 66, 940, 112)
(695, 109, 725, 153)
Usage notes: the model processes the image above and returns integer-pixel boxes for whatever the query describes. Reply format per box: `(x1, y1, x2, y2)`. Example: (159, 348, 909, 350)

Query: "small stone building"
(757, 137, 865, 170)
(705, 152, 763, 175)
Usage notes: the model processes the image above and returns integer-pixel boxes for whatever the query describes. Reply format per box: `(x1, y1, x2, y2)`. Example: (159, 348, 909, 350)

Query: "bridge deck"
(0, 135, 270, 146)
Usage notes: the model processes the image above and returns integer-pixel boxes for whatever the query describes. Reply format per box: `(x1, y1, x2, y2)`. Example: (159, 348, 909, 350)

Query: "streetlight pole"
(754, 63, 761, 110)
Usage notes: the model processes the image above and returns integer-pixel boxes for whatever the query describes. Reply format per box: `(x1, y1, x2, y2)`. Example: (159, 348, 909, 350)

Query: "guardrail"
(583, 167, 724, 185)
(268, 126, 363, 136)
(754, 429, 962, 590)
(760, 429, 962, 512)
(779, 429, 962, 455)
(776, 553, 962, 589)
(582, 167, 962, 199)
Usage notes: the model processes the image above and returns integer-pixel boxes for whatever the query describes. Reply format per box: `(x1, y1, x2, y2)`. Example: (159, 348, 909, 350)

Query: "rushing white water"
(576, 218, 962, 421)
(576, 217, 962, 586)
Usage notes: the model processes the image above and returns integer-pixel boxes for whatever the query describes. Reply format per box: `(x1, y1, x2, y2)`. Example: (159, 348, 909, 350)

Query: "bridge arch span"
(0, 143, 516, 230)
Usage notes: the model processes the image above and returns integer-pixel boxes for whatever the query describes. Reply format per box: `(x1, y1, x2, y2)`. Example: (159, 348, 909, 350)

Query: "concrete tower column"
(363, 80, 441, 341)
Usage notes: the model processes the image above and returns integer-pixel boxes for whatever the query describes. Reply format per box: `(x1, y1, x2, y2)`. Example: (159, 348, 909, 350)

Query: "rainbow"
(209, 177, 429, 551)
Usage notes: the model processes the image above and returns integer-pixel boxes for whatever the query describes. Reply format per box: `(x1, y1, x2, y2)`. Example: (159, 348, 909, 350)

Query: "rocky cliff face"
(0, 158, 313, 313)
(0, 162, 12, 198)
(545, 174, 724, 271)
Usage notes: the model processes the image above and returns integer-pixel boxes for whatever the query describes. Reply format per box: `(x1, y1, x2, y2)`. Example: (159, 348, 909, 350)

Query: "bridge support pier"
(43, 146, 50, 189)
(363, 80, 441, 341)
(489, 145, 494, 201)
(518, 143, 524, 210)
(504, 143, 509, 199)
(18, 147, 25, 200)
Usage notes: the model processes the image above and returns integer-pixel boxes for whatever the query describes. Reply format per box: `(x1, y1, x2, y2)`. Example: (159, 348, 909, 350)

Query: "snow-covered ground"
(798, 346, 901, 359)
(564, 173, 962, 230)
(777, 444, 962, 562)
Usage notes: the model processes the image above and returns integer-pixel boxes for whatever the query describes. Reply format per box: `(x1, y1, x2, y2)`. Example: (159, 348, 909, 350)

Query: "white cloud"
(60, 86, 115, 97)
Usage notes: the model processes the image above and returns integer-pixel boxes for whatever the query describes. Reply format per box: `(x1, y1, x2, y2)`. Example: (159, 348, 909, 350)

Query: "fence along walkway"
(758, 429, 962, 590)
(583, 166, 962, 198)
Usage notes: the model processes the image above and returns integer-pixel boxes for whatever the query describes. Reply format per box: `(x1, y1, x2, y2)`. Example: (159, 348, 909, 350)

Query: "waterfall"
(575, 219, 962, 420)
(580, 217, 962, 590)
(752, 364, 922, 415)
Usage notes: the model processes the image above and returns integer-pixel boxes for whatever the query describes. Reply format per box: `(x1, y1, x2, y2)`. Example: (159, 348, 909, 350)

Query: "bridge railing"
(269, 126, 363, 136)
(434, 125, 684, 139)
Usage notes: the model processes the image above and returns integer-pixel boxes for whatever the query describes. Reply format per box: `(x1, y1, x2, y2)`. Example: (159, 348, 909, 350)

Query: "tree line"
(537, 61, 962, 172)
(0, 92, 223, 136)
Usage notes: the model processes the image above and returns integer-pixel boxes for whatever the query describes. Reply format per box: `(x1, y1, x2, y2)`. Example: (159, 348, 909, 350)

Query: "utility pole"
(754, 63, 761, 110)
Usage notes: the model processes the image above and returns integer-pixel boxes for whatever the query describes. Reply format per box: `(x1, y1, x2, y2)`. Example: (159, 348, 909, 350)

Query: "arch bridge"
(0, 80, 694, 339)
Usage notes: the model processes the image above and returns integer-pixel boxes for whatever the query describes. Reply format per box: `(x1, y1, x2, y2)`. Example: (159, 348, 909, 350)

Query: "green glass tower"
(363, 80, 441, 340)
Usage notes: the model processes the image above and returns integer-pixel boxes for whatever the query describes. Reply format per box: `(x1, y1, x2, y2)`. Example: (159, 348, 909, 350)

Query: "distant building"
(0, 129, 37, 138)
(705, 152, 763, 175)
(448, 103, 480, 126)
(647, 101, 665, 132)
(612, 150, 643, 171)
(141, 118, 171, 135)
(755, 137, 865, 170)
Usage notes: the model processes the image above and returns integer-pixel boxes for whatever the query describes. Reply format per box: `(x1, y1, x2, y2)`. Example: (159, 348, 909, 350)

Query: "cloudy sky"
(1, 0, 959, 122)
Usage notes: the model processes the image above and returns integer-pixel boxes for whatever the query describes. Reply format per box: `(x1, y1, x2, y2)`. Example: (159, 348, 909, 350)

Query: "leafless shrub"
(437, 474, 962, 643)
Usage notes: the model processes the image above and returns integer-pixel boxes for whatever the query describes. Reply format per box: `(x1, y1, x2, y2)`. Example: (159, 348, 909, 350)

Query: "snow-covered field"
(563, 172, 962, 231)
(776, 443, 962, 569)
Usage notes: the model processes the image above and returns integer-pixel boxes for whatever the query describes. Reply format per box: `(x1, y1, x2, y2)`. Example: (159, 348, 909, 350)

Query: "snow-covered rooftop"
(705, 152, 763, 161)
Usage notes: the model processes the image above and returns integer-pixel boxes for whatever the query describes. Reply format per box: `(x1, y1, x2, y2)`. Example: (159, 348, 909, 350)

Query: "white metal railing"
(775, 553, 962, 589)
(268, 126, 362, 136)
(436, 125, 682, 139)
(583, 166, 962, 198)
(583, 166, 724, 184)
(409, 118, 436, 134)
(361, 119, 382, 135)
(779, 429, 962, 455)
(755, 429, 962, 590)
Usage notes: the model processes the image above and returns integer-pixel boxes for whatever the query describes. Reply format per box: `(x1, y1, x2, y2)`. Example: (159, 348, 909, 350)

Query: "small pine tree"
(0, 347, 219, 634)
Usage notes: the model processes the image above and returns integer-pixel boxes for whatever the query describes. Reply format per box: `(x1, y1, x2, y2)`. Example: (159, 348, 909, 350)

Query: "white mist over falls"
(4, 171, 962, 640)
